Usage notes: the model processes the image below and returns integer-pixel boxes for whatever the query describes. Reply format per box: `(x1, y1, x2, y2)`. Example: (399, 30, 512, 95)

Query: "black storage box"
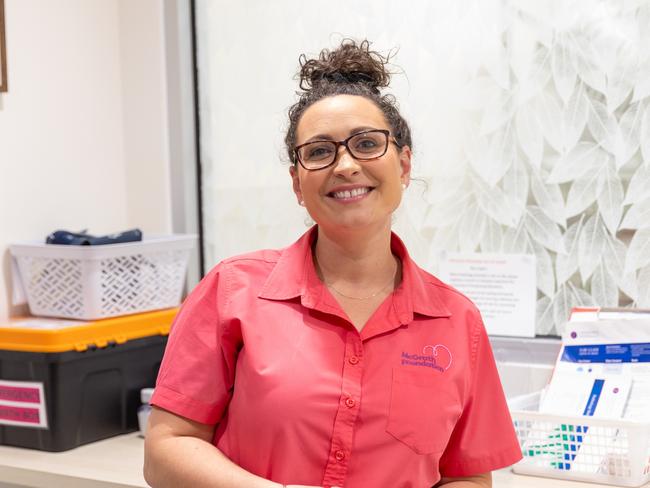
(0, 309, 175, 451)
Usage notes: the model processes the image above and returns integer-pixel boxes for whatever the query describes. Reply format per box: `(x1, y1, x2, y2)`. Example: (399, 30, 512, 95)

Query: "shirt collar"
(258, 226, 452, 321)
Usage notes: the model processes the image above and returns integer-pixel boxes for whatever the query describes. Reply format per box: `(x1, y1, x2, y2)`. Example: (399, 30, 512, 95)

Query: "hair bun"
(298, 39, 391, 93)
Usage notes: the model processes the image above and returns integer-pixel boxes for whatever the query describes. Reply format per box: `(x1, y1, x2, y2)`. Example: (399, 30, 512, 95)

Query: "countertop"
(0, 433, 647, 488)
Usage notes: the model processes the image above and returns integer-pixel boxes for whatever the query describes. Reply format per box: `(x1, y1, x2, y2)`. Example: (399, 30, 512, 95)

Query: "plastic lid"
(0, 308, 178, 353)
(141, 387, 155, 404)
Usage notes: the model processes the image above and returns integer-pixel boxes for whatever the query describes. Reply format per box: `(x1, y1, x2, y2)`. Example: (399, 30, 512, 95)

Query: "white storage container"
(509, 391, 650, 487)
(10, 235, 197, 320)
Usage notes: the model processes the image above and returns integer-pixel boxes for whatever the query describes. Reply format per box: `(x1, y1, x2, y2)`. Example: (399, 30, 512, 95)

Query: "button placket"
(322, 332, 364, 487)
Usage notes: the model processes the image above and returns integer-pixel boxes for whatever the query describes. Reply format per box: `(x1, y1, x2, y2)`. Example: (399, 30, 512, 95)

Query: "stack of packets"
(526, 308, 650, 475)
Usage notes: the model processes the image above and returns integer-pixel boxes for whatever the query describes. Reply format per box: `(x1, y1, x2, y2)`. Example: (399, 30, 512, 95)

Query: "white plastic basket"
(10, 235, 197, 320)
(509, 391, 650, 487)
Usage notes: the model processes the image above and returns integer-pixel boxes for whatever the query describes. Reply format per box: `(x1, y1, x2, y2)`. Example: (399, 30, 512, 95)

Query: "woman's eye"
(308, 145, 334, 159)
(354, 138, 379, 151)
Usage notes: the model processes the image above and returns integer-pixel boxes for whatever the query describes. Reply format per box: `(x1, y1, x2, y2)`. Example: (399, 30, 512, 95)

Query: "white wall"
(0, 0, 173, 321)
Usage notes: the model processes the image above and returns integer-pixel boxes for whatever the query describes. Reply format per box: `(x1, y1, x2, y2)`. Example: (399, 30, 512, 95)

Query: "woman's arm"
(435, 473, 492, 487)
(144, 406, 282, 488)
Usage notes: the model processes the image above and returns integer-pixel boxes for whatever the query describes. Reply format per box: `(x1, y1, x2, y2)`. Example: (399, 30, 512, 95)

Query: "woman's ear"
(399, 145, 412, 188)
(289, 165, 304, 205)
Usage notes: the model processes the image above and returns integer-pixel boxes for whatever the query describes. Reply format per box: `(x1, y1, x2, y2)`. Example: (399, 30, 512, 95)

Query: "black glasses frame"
(293, 129, 401, 171)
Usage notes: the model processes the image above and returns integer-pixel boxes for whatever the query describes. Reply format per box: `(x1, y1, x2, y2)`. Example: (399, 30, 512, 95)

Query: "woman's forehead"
(296, 95, 387, 140)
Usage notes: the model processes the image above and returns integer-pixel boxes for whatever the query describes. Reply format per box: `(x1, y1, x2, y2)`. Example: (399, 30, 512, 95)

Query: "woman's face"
(290, 95, 411, 235)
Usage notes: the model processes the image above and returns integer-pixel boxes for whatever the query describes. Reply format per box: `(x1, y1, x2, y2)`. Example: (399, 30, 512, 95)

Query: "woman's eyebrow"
(303, 126, 380, 143)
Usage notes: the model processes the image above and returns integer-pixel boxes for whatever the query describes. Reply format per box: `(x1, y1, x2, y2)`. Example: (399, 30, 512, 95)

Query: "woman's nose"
(332, 146, 361, 175)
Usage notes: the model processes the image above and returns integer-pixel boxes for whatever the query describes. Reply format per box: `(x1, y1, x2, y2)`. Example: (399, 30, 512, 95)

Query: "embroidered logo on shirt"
(401, 345, 453, 373)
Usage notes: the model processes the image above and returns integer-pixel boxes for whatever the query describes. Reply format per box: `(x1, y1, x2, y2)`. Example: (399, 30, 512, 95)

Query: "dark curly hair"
(285, 39, 413, 165)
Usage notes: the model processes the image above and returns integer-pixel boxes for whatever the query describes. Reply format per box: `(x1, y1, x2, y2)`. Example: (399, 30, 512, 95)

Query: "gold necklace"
(324, 266, 398, 300)
(324, 276, 395, 300)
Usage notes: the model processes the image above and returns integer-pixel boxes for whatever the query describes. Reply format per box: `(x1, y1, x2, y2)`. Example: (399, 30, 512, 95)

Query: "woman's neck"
(313, 223, 398, 287)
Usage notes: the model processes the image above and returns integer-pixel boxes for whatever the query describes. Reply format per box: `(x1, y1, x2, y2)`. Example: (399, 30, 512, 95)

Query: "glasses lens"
(298, 141, 337, 168)
(348, 131, 387, 159)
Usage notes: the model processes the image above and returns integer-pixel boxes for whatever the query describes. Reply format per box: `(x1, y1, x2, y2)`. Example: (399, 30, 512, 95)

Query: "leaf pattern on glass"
(565, 164, 604, 218)
(502, 156, 529, 212)
(612, 102, 643, 169)
(578, 214, 607, 283)
(535, 92, 565, 152)
(515, 106, 544, 170)
(553, 284, 574, 335)
(636, 265, 650, 307)
(551, 36, 577, 104)
(472, 173, 521, 227)
(480, 218, 503, 253)
(569, 282, 595, 307)
(536, 296, 555, 335)
(602, 233, 627, 282)
(587, 99, 618, 154)
(605, 58, 636, 114)
(641, 104, 650, 165)
(530, 170, 566, 228)
(569, 32, 606, 93)
(624, 162, 650, 205)
(562, 82, 590, 150)
(502, 221, 529, 254)
(458, 202, 486, 252)
(555, 215, 584, 286)
(591, 262, 619, 307)
(470, 123, 516, 186)
(547, 142, 606, 184)
(425, 193, 473, 228)
(632, 58, 650, 102)
(530, 238, 556, 297)
(451, 1, 650, 335)
(624, 228, 650, 274)
(430, 222, 461, 255)
(524, 205, 566, 253)
(597, 162, 624, 234)
(619, 271, 639, 302)
(620, 197, 650, 230)
(480, 89, 517, 135)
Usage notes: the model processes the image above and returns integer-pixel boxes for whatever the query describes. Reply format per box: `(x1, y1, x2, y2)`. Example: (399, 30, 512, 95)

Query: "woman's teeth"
(332, 187, 370, 199)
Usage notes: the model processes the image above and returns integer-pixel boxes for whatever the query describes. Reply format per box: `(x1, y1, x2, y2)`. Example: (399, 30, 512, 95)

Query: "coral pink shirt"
(151, 227, 522, 487)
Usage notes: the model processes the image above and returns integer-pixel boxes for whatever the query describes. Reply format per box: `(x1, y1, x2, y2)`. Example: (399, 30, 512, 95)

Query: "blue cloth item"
(46, 229, 143, 245)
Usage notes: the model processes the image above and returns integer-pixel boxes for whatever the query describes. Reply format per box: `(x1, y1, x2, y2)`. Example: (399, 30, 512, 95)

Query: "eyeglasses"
(293, 129, 401, 171)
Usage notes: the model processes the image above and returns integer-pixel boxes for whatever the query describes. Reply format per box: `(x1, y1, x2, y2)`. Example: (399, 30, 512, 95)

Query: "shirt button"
(335, 449, 345, 461)
(345, 397, 355, 408)
(348, 355, 359, 365)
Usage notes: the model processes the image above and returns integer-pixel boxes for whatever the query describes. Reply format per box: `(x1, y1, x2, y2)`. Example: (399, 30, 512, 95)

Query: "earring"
(401, 183, 407, 190)
(299, 200, 305, 206)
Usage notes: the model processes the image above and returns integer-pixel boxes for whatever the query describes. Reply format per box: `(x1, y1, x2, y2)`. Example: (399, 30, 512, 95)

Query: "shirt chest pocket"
(386, 368, 463, 455)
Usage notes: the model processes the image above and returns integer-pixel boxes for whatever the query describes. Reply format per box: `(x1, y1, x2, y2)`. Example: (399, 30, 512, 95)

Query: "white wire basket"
(10, 235, 197, 320)
(509, 391, 650, 487)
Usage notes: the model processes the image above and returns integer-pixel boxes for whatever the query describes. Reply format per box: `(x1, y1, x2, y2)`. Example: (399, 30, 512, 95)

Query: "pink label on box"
(0, 405, 41, 424)
(0, 385, 41, 404)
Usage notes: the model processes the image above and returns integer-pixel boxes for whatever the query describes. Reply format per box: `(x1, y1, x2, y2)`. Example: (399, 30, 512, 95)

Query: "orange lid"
(0, 308, 178, 353)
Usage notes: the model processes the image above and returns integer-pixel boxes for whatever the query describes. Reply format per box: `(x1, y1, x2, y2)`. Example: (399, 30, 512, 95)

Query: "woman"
(144, 40, 522, 488)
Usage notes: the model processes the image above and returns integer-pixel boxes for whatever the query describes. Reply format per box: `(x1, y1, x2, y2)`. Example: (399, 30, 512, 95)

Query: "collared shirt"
(152, 227, 522, 487)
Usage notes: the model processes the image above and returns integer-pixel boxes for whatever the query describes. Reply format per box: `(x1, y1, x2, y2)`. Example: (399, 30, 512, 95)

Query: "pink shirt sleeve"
(438, 319, 523, 476)
(151, 264, 242, 424)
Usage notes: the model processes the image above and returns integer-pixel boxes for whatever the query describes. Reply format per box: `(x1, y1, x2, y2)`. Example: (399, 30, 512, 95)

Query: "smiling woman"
(143, 39, 522, 488)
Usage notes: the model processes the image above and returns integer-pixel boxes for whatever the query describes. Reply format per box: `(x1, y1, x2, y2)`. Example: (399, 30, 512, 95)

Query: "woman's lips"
(328, 187, 373, 202)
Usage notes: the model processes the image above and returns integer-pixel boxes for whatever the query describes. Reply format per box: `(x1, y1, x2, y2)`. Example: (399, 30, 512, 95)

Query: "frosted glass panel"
(195, 0, 650, 335)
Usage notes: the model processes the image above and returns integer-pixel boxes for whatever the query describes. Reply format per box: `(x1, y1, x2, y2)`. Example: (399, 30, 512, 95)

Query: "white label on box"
(0, 380, 48, 428)
(438, 251, 537, 337)
(4, 318, 89, 330)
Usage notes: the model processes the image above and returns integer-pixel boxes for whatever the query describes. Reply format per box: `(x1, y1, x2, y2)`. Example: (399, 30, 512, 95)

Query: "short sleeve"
(438, 319, 523, 476)
(150, 263, 241, 424)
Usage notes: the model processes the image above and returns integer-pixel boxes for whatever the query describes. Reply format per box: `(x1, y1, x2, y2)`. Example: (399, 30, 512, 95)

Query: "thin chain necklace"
(323, 264, 399, 300)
